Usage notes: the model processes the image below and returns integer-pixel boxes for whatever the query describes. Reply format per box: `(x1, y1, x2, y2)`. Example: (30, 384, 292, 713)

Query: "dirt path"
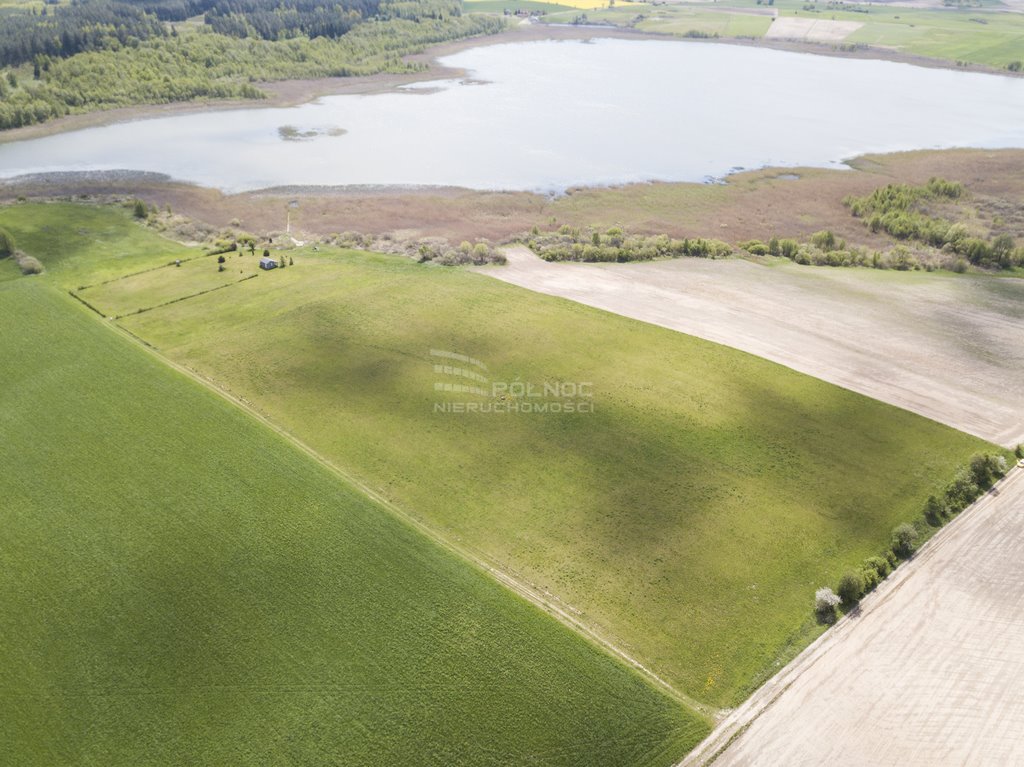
(681, 467, 1024, 767)
(480, 248, 1024, 447)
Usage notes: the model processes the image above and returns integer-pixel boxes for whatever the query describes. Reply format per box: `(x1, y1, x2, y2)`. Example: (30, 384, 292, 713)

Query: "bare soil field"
(681, 468, 1024, 767)
(481, 246, 1024, 447)
(764, 17, 863, 43)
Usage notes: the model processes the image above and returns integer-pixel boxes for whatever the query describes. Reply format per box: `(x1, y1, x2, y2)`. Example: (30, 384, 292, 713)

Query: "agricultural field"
(688, 470, 1024, 767)
(489, 246, 1024, 447)
(0, 275, 707, 766)
(80, 252, 263, 319)
(538, 0, 1024, 69)
(10, 203, 994, 710)
(0, 202, 194, 289)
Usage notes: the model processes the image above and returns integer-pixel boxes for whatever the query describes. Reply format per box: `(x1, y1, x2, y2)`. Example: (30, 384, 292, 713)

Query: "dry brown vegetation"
(5, 149, 1022, 261)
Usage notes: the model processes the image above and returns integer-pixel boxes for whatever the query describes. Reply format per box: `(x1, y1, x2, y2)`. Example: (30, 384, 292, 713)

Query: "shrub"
(969, 453, 997, 488)
(945, 467, 980, 512)
(923, 494, 947, 526)
(860, 566, 880, 593)
(815, 586, 841, 622)
(864, 556, 891, 578)
(891, 523, 918, 558)
(740, 239, 769, 256)
(1016, 444, 1023, 460)
(13, 250, 43, 274)
(132, 199, 147, 219)
(810, 230, 842, 252)
(885, 550, 898, 569)
(0, 226, 15, 258)
(837, 571, 865, 604)
(778, 239, 799, 259)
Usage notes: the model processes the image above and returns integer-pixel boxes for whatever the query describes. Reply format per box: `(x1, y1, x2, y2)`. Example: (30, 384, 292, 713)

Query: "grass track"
(0, 276, 708, 766)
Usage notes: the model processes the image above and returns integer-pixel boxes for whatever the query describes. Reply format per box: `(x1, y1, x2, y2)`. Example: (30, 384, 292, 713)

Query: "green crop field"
(0, 275, 708, 765)
(544, 0, 1024, 69)
(12, 203, 994, 710)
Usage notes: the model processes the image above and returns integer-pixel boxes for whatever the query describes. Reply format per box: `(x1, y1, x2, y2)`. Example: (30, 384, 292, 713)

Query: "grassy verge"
(0, 276, 707, 766)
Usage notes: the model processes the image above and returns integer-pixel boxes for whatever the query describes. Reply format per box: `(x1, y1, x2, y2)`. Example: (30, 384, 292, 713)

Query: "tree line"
(815, 452, 1010, 623)
(0, 3, 167, 68)
(0, 2, 504, 130)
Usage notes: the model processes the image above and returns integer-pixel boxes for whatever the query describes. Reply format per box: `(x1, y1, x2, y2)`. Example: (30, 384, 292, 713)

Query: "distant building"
(259, 256, 278, 270)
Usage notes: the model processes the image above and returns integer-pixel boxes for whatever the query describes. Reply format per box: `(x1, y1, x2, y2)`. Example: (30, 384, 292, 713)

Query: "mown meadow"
(0, 275, 708, 765)
(8, 202, 992, 709)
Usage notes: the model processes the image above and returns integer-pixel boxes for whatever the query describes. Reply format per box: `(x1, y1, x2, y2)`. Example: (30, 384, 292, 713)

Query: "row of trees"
(815, 452, 1010, 622)
(0, 3, 167, 68)
(526, 225, 733, 263)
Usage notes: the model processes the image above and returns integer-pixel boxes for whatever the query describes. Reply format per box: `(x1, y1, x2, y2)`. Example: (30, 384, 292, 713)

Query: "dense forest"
(0, 4, 167, 68)
(0, 0, 503, 130)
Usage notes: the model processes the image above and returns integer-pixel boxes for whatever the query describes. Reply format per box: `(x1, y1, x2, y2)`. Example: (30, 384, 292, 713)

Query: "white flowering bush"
(815, 587, 841, 622)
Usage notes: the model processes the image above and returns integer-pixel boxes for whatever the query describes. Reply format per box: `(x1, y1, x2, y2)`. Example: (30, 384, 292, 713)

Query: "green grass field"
(0, 202, 194, 289)
(540, 0, 1024, 69)
(80, 251, 262, 318)
(13, 203, 993, 709)
(0, 275, 707, 765)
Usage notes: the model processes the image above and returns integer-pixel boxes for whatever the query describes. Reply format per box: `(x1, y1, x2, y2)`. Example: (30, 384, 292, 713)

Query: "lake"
(2, 38, 1024, 193)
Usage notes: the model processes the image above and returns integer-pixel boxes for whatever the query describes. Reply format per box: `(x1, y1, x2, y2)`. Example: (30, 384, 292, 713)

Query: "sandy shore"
(0, 21, 1019, 147)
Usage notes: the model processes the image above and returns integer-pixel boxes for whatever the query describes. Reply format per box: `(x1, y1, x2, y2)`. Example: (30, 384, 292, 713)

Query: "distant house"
(259, 256, 278, 270)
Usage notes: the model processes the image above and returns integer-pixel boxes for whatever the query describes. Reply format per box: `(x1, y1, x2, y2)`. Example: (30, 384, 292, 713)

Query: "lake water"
(2, 38, 1024, 193)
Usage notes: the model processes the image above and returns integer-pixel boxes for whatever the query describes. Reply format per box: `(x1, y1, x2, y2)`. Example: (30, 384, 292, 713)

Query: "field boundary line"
(677, 468, 1024, 766)
(65, 293, 715, 722)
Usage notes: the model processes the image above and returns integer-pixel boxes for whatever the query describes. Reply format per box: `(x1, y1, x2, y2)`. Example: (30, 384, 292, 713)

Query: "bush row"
(741, 231, 1021, 273)
(815, 452, 1010, 622)
(525, 226, 733, 263)
(322, 231, 506, 265)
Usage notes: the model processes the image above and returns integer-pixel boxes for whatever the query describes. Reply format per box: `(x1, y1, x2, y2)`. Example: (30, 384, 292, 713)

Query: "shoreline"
(0, 22, 1019, 146)
(2, 148, 1022, 252)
